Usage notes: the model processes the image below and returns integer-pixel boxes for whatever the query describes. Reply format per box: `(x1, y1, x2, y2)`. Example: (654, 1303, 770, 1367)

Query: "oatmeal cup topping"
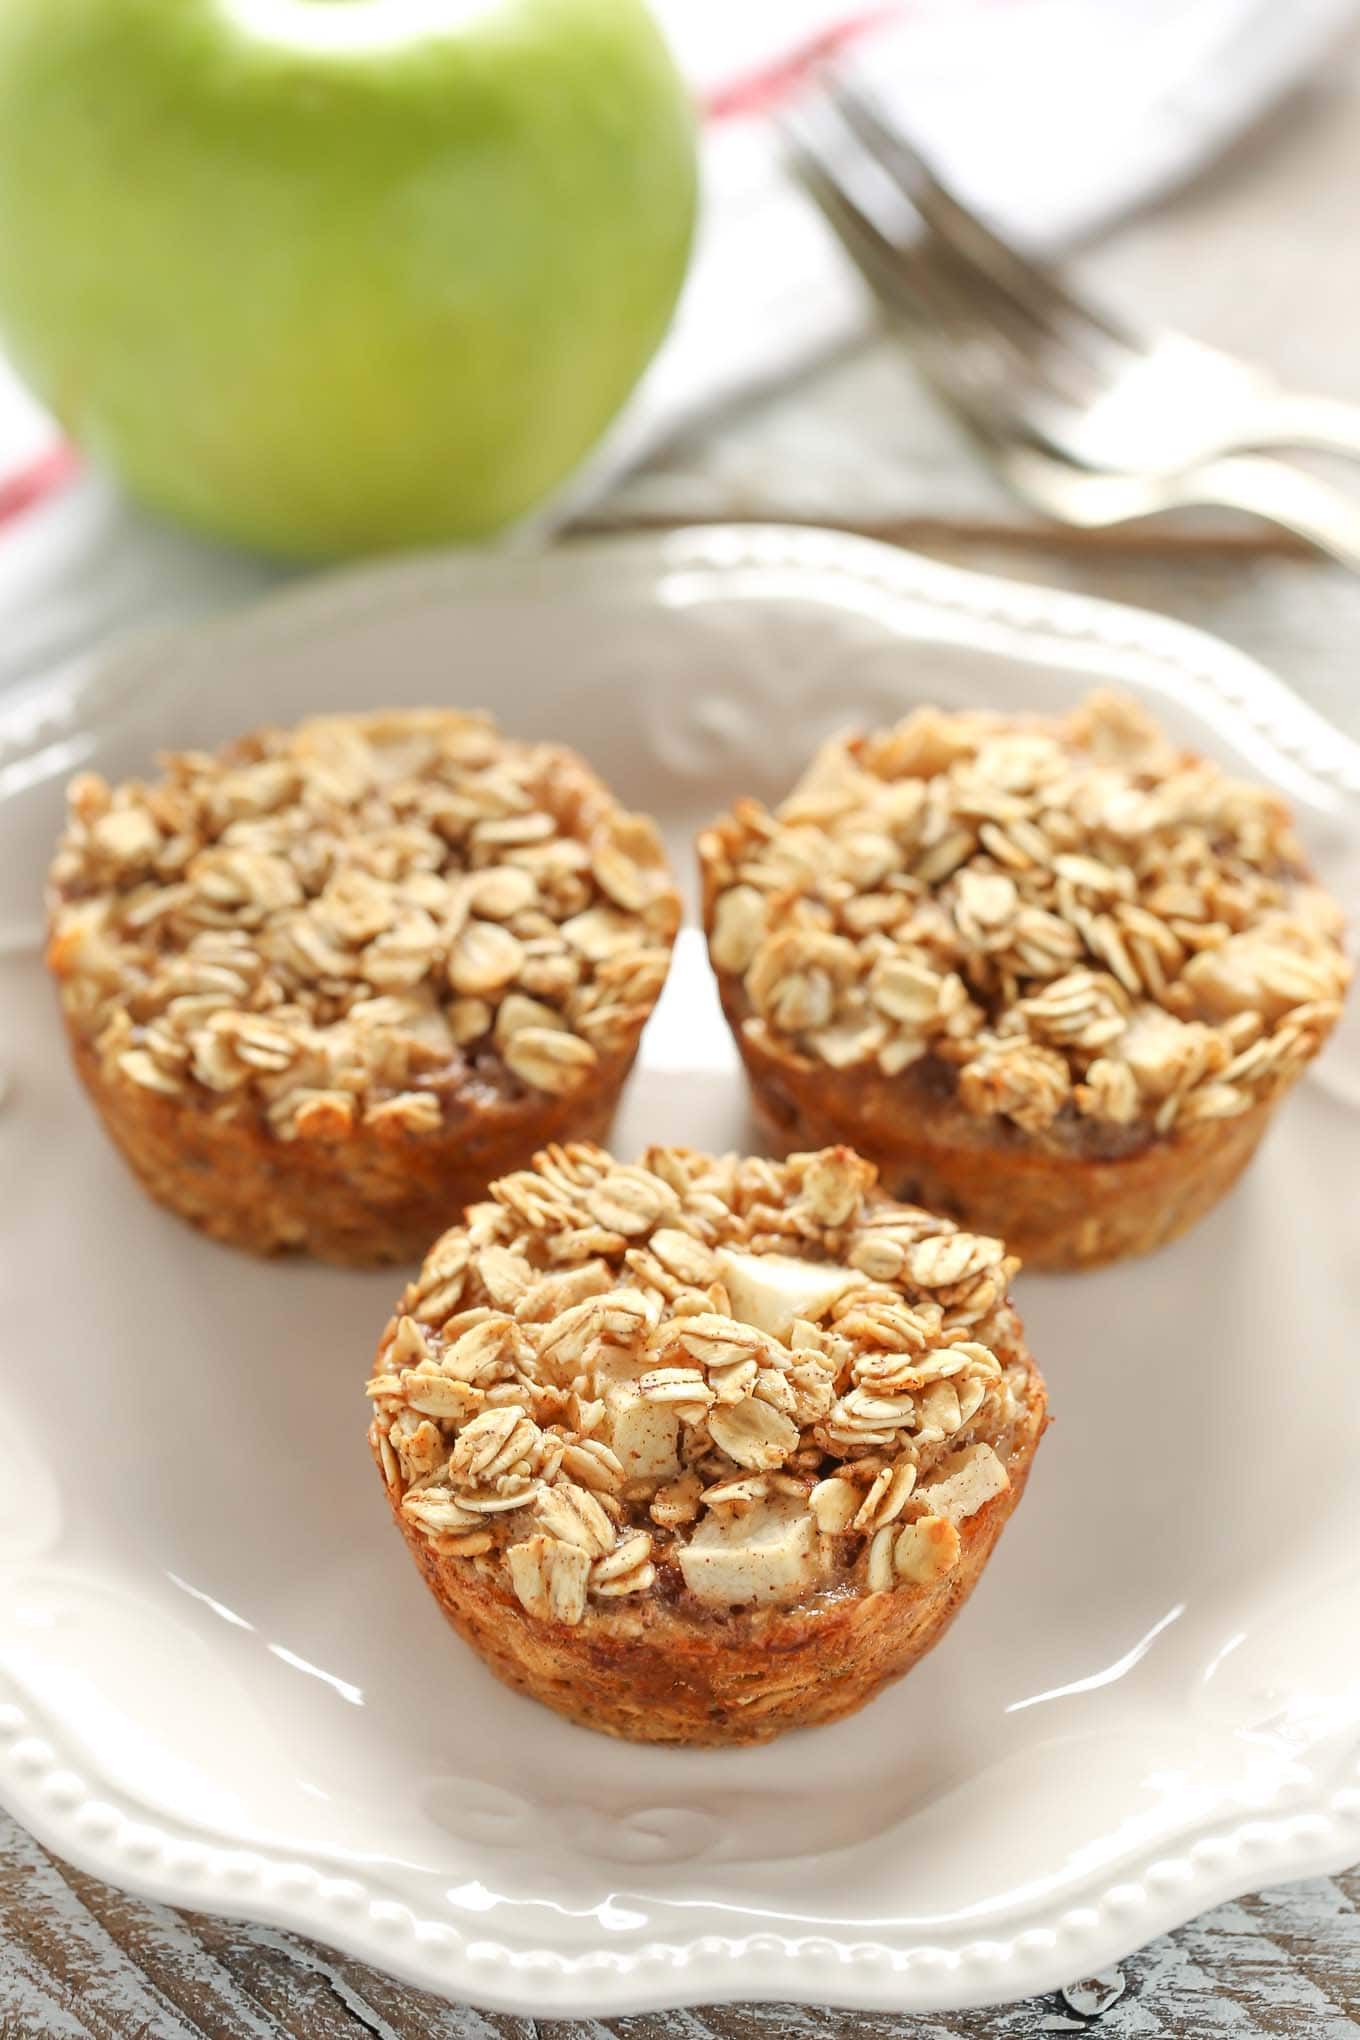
(367, 1144, 1035, 1623)
(700, 692, 1350, 1135)
(47, 711, 680, 1136)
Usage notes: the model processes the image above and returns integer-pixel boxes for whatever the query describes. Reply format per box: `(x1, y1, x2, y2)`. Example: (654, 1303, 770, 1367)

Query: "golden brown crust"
(66, 1018, 635, 1263)
(377, 1352, 1046, 1744)
(725, 982, 1275, 1270)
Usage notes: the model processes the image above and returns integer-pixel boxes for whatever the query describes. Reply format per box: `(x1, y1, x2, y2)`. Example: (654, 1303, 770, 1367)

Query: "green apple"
(0, 0, 696, 555)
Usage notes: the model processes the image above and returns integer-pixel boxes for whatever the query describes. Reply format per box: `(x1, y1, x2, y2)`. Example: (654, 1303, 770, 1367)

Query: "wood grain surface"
(5, 26, 1360, 2039)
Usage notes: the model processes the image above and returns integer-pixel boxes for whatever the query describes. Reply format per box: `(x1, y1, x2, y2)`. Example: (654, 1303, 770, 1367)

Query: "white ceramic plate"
(2, 526, 1359, 2019)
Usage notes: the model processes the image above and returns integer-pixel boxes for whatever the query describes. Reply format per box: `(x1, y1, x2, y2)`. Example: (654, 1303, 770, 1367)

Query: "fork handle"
(1247, 393, 1360, 463)
(1163, 454, 1360, 570)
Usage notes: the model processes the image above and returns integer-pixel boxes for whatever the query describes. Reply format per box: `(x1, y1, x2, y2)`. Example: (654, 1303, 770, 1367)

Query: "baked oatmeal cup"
(47, 710, 680, 1263)
(699, 692, 1350, 1269)
(368, 1142, 1047, 1745)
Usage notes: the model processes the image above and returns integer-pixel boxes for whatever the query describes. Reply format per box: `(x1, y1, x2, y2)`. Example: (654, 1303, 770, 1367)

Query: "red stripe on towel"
(703, 7, 905, 121)
(0, 442, 78, 527)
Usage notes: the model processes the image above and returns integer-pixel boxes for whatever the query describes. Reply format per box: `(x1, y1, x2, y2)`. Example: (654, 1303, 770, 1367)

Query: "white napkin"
(2, 0, 1357, 698)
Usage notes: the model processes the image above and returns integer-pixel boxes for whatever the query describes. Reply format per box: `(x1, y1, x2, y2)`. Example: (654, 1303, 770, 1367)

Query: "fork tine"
(780, 109, 933, 319)
(825, 71, 1135, 359)
(788, 91, 1119, 411)
(784, 101, 1011, 346)
(783, 105, 1102, 429)
(782, 108, 1005, 383)
(908, 233, 1113, 409)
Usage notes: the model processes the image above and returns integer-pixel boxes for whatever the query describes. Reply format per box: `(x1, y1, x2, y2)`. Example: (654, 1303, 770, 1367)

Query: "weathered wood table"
(4, 33, 1360, 2040)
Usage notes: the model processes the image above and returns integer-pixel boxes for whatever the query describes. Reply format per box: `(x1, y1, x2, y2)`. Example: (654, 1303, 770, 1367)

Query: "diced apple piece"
(916, 1442, 1009, 1525)
(716, 1248, 861, 1342)
(592, 1337, 653, 1389)
(679, 1494, 822, 1608)
(602, 1376, 680, 1483)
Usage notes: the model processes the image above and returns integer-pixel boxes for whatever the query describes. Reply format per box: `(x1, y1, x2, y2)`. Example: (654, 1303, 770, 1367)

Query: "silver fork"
(784, 79, 1360, 567)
